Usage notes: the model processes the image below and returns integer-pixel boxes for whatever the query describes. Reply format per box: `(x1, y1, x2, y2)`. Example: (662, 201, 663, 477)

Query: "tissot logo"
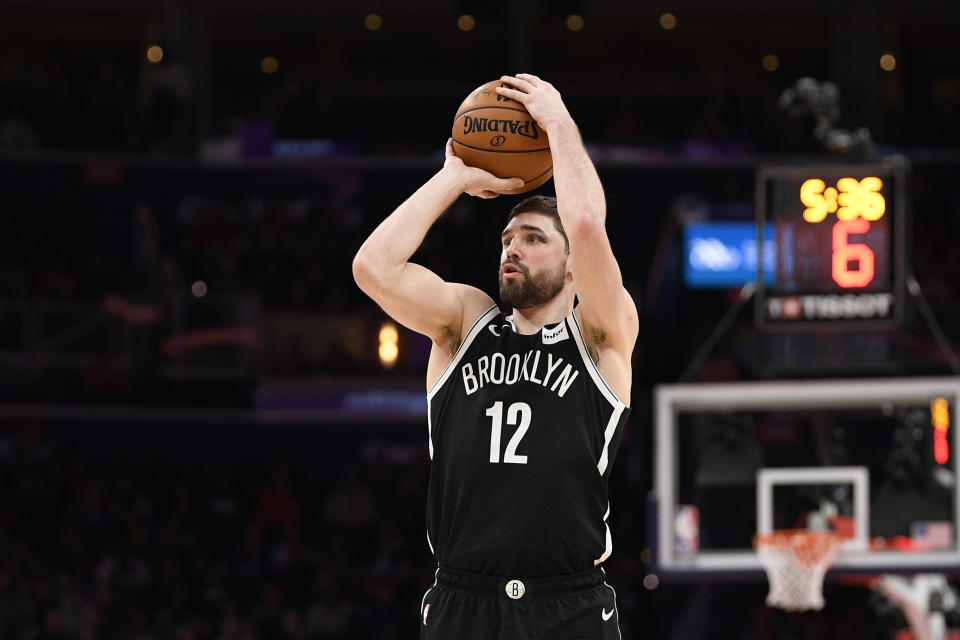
(542, 322, 569, 344)
(767, 292, 894, 320)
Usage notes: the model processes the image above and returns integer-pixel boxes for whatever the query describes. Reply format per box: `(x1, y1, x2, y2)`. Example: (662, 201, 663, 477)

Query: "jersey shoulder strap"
(427, 305, 500, 399)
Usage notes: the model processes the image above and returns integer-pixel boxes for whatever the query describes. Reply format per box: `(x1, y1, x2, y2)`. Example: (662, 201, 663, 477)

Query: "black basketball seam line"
(524, 165, 554, 183)
(506, 164, 553, 188)
(509, 164, 553, 186)
(451, 139, 550, 154)
(454, 105, 534, 119)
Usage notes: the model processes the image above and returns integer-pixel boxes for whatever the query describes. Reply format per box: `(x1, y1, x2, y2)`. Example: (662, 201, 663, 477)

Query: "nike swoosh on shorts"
(602, 608, 614, 621)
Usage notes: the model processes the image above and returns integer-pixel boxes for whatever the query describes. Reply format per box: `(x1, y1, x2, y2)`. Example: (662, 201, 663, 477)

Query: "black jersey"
(425, 305, 630, 577)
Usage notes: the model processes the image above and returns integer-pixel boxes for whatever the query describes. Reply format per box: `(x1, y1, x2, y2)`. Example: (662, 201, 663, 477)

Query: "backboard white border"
(757, 466, 869, 553)
(655, 377, 960, 573)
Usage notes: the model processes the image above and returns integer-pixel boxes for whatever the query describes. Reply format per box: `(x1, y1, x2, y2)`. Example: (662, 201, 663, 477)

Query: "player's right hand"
(443, 138, 524, 199)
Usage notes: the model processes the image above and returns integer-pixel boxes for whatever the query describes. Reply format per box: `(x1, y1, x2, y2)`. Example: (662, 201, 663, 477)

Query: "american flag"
(910, 521, 954, 550)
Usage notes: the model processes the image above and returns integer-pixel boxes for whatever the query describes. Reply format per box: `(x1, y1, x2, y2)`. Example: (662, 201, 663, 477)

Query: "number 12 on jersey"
(485, 401, 532, 464)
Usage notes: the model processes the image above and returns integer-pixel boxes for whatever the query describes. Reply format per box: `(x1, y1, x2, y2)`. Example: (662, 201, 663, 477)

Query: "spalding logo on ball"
(451, 80, 553, 193)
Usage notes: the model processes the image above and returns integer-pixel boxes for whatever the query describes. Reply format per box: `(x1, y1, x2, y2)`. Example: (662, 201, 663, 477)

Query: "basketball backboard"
(654, 378, 960, 577)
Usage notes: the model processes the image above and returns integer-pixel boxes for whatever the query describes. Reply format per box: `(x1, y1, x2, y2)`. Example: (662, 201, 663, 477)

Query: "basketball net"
(754, 530, 842, 611)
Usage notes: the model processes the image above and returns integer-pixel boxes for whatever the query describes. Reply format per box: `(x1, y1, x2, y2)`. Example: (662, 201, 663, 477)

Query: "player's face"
(498, 212, 569, 309)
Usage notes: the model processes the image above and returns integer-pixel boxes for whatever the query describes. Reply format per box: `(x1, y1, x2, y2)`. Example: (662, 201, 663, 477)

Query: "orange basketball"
(451, 80, 553, 193)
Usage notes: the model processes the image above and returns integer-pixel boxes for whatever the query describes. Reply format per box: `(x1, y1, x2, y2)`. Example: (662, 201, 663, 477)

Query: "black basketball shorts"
(419, 565, 622, 640)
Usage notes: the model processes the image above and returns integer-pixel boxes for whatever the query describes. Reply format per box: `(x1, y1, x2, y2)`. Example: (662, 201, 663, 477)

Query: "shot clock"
(755, 159, 906, 329)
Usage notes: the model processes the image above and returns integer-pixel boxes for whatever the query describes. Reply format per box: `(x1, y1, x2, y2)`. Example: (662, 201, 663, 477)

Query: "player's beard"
(498, 259, 567, 309)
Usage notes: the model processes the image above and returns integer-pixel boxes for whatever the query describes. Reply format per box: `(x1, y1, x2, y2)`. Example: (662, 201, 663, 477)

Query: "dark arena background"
(2, 1, 960, 639)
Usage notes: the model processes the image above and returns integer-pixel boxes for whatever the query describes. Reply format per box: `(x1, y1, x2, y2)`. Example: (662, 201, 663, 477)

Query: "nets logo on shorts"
(505, 579, 525, 599)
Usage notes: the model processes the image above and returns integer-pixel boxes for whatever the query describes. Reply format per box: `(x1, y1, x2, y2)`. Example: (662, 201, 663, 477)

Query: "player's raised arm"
(352, 140, 524, 349)
(495, 75, 638, 353)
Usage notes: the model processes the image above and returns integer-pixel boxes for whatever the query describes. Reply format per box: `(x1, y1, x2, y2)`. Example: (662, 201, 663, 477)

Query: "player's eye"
(527, 235, 541, 243)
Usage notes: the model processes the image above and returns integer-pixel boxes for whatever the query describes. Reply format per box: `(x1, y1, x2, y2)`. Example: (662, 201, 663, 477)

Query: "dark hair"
(506, 195, 569, 253)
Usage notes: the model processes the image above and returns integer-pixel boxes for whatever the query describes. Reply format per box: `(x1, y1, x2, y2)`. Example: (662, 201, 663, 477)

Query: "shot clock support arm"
(678, 282, 756, 383)
(907, 275, 960, 375)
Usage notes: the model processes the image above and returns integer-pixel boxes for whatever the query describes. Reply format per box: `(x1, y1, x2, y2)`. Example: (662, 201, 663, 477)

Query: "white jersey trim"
(427, 399, 434, 459)
(567, 310, 627, 476)
(594, 503, 613, 565)
(597, 404, 625, 475)
(427, 305, 500, 400)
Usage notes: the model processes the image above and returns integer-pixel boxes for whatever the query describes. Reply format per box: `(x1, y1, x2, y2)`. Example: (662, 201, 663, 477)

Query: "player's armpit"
(352, 257, 494, 351)
(575, 287, 637, 404)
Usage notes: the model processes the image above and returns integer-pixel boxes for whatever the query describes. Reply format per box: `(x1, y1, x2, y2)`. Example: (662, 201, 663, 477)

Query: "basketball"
(451, 80, 553, 193)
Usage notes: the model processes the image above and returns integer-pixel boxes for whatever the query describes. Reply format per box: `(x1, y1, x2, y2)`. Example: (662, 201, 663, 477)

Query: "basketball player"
(353, 74, 638, 639)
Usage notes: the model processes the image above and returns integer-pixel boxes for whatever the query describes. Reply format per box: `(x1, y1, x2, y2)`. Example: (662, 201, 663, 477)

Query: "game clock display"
(755, 159, 906, 329)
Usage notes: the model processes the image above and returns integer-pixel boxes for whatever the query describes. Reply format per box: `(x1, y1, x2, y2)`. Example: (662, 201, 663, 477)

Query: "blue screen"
(683, 222, 775, 288)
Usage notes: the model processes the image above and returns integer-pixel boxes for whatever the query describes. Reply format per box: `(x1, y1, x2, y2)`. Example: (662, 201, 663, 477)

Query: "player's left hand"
(495, 74, 574, 134)
(443, 138, 524, 198)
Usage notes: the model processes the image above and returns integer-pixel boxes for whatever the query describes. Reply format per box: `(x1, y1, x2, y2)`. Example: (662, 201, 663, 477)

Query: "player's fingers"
(500, 75, 535, 92)
(515, 73, 542, 85)
(445, 138, 456, 156)
(494, 85, 525, 101)
(477, 190, 499, 199)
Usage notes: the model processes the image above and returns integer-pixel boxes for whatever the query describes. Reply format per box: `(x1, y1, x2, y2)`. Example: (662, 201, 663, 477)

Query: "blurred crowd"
(171, 190, 365, 313)
(0, 172, 369, 314)
(0, 420, 443, 640)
